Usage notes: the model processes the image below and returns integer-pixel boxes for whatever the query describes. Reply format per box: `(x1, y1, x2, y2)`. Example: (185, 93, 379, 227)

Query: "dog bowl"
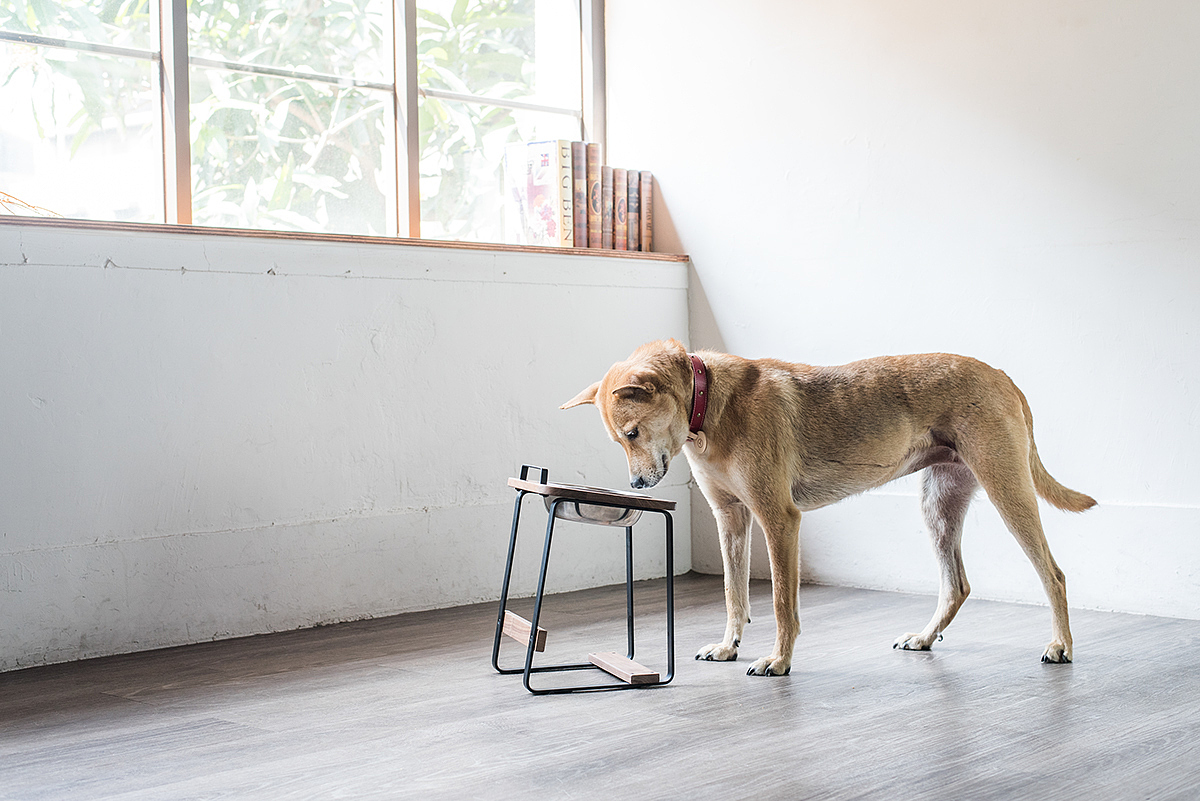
(544, 497, 643, 527)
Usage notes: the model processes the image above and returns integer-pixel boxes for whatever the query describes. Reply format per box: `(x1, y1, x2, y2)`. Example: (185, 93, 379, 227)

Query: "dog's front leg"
(746, 503, 801, 677)
(696, 502, 753, 663)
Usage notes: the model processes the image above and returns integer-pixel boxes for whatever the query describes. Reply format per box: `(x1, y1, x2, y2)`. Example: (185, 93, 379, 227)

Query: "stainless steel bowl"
(544, 498, 643, 527)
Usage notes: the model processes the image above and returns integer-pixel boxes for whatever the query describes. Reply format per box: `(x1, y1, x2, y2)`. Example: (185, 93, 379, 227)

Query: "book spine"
(558, 140, 573, 247)
(586, 143, 602, 247)
(639, 170, 653, 252)
(601, 166, 614, 249)
(613, 168, 628, 251)
(626, 170, 640, 252)
(571, 141, 586, 247)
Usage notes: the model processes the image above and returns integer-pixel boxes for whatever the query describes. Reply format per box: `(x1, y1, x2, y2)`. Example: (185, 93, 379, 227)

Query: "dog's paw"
(746, 655, 791, 677)
(695, 642, 739, 662)
(892, 632, 935, 651)
(1041, 641, 1072, 664)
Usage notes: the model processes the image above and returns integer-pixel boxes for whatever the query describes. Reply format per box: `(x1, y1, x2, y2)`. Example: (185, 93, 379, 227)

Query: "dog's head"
(561, 339, 692, 489)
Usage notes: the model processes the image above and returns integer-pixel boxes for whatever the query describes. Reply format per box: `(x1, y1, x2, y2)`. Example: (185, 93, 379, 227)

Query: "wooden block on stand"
(503, 611, 547, 652)
(588, 652, 659, 684)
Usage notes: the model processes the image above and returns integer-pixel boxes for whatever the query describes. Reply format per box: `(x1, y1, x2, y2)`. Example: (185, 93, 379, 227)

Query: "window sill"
(0, 216, 690, 263)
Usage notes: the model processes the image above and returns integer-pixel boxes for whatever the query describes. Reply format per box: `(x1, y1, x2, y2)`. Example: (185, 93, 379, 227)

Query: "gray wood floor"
(3, 573, 1199, 800)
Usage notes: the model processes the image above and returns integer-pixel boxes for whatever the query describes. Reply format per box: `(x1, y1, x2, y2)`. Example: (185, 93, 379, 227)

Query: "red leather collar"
(688, 353, 708, 434)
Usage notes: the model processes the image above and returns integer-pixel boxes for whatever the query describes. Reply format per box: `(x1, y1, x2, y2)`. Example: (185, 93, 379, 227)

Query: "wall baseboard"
(691, 485, 1200, 621)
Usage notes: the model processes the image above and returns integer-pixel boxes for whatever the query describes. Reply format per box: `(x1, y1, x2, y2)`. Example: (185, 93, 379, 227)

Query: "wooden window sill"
(0, 216, 690, 263)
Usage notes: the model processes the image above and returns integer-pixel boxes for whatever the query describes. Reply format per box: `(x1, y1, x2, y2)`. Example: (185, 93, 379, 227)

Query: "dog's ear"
(561, 382, 601, 409)
(612, 375, 657, 400)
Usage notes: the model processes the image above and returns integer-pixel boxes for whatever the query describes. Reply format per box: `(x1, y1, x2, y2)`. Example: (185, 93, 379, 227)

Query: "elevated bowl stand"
(491, 465, 676, 694)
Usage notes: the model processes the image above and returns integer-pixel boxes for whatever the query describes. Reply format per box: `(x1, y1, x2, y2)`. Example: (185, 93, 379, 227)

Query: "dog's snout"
(631, 470, 663, 489)
(629, 452, 669, 490)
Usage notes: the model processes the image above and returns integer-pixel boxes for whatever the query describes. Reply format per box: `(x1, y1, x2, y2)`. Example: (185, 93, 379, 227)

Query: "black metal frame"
(491, 465, 675, 694)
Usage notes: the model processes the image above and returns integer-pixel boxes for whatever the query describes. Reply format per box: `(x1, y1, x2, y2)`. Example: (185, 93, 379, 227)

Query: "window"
(0, 0, 163, 223)
(417, 0, 583, 242)
(0, 0, 598, 241)
(186, 0, 397, 234)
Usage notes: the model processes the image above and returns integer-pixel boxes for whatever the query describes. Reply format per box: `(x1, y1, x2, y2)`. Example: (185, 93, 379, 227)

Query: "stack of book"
(503, 140, 654, 252)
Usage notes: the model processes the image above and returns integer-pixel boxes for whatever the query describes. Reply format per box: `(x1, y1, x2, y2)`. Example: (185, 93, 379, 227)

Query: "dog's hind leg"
(895, 462, 977, 652)
(989, 476, 1073, 662)
(696, 501, 753, 663)
(966, 437, 1074, 663)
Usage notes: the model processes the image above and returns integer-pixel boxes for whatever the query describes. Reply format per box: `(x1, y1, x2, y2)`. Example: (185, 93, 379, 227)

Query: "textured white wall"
(0, 222, 691, 670)
(606, 1, 1200, 619)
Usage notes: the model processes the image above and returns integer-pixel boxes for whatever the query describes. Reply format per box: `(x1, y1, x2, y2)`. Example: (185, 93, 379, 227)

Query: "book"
(626, 170, 639, 252)
(586, 143, 602, 247)
(502, 142, 529, 245)
(556, 140, 573, 247)
(613, 168, 628, 251)
(639, 170, 653, 252)
(506, 141, 656, 252)
(571, 141, 586, 247)
(601, 165, 613, 249)
(522, 139, 573, 247)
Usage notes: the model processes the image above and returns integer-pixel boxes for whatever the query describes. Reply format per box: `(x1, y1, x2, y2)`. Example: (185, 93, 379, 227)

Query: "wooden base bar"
(588, 652, 659, 684)
(503, 611, 547, 652)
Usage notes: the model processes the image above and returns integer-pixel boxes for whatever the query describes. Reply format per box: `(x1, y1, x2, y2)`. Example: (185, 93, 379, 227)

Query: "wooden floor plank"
(2, 574, 1200, 800)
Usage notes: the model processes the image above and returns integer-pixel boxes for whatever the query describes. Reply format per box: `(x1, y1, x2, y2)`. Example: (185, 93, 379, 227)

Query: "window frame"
(0, 0, 605, 239)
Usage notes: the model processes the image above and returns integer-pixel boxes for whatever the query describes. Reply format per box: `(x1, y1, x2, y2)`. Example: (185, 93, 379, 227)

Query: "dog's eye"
(625, 427, 639, 440)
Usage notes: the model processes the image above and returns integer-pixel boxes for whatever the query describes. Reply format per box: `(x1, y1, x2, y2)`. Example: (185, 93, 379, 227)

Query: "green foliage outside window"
(0, 0, 155, 160)
(417, 0, 535, 241)
(0, 0, 155, 49)
(1, 0, 578, 239)
(188, 0, 393, 233)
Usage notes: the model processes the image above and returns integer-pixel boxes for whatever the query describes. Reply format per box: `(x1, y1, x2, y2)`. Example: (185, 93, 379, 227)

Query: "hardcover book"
(571, 141, 587, 247)
(523, 139, 574, 247)
(586, 143, 602, 247)
(626, 170, 640, 252)
(556, 139, 574, 247)
(639, 170, 653, 252)
(601, 165, 614, 249)
(613, 168, 628, 251)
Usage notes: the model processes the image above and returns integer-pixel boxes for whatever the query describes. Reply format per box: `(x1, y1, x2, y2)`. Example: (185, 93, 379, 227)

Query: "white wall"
(606, 1, 1200, 619)
(0, 221, 691, 671)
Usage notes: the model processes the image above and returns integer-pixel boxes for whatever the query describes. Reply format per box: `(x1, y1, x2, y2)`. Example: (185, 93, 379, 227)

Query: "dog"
(562, 339, 1095, 676)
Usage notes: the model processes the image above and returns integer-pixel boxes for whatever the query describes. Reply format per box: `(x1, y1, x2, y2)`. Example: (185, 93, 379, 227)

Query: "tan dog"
(563, 339, 1095, 676)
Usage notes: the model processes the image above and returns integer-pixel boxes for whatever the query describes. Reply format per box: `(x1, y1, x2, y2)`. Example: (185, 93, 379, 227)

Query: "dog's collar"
(687, 354, 709, 450)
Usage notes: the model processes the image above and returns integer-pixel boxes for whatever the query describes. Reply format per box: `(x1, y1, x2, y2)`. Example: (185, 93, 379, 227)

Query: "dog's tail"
(1020, 390, 1097, 513)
